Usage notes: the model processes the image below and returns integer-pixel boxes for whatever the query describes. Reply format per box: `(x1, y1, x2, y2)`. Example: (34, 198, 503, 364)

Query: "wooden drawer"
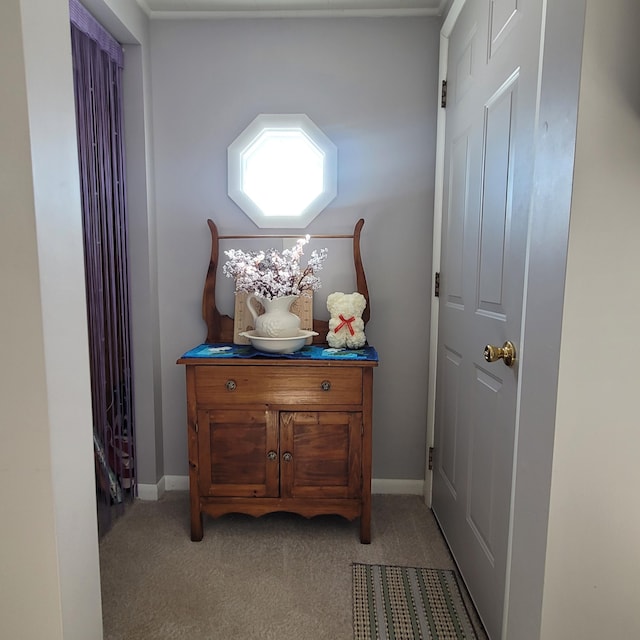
(194, 365, 363, 406)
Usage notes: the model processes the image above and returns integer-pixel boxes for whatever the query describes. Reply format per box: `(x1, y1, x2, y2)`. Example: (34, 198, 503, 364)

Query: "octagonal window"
(228, 114, 337, 228)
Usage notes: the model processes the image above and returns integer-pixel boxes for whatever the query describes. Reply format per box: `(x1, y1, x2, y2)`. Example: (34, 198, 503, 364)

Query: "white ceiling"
(135, 0, 448, 18)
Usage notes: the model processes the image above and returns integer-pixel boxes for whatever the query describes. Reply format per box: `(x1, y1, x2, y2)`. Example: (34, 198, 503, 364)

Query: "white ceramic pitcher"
(246, 294, 301, 338)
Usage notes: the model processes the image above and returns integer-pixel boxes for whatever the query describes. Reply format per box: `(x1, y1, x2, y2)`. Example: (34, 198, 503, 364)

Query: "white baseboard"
(137, 475, 166, 501)
(164, 475, 189, 491)
(372, 478, 424, 495)
(138, 476, 424, 500)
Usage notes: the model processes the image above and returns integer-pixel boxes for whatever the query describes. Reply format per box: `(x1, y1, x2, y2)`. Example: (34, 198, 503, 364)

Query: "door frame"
(424, 0, 465, 506)
(426, 1, 586, 637)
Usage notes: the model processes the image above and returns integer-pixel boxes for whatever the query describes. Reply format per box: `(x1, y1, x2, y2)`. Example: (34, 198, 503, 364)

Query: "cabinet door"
(280, 411, 361, 499)
(197, 409, 279, 498)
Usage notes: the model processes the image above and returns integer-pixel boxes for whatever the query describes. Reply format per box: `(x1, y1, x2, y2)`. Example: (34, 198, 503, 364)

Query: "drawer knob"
(321, 380, 331, 391)
(267, 450, 277, 461)
(283, 452, 293, 462)
(225, 380, 237, 391)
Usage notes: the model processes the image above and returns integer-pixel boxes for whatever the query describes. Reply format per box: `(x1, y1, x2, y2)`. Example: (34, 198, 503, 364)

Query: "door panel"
(477, 73, 518, 316)
(454, 17, 478, 105)
(433, 0, 544, 637)
(439, 348, 463, 496)
(489, 0, 520, 58)
(197, 408, 279, 498)
(467, 365, 504, 561)
(280, 411, 361, 500)
(446, 131, 471, 308)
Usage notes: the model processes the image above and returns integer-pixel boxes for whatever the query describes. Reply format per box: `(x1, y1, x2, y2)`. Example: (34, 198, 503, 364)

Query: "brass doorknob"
(483, 341, 516, 367)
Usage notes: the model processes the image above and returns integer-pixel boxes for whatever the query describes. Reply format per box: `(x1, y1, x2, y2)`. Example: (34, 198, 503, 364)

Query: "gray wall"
(2, 0, 104, 636)
(540, 0, 640, 636)
(149, 17, 440, 481)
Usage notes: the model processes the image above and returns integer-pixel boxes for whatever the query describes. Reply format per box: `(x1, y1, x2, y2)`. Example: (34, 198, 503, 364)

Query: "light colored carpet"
(99, 492, 486, 640)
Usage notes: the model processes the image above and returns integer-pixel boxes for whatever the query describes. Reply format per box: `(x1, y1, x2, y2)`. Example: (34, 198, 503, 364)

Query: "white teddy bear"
(326, 292, 367, 349)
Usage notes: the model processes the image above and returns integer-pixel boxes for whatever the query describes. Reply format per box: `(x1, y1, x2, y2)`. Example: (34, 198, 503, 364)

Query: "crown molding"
(134, 0, 445, 19)
(135, 0, 152, 17)
(148, 8, 440, 18)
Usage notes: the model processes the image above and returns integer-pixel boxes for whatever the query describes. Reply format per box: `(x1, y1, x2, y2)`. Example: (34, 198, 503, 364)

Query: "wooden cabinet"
(178, 358, 376, 543)
(178, 217, 377, 542)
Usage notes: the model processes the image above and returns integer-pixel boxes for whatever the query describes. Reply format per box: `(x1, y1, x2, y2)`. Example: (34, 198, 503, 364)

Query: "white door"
(432, 1, 545, 638)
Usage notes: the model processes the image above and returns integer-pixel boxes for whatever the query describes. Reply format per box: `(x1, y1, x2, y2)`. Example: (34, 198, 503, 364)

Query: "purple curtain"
(70, 0, 135, 536)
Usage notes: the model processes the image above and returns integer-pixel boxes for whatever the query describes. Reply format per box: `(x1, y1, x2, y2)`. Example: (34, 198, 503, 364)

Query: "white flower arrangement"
(222, 236, 328, 300)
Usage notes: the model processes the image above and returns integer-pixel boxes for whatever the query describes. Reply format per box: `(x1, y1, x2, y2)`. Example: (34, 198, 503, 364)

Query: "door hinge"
(194, 421, 199, 434)
(428, 446, 434, 471)
(441, 80, 447, 108)
(434, 271, 440, 297)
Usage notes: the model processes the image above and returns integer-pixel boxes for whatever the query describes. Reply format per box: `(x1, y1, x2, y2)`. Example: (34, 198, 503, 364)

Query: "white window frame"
(227, 113, 338, 228)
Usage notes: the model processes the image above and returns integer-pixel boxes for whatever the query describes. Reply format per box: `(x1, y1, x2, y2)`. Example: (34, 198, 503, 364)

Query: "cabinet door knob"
(225, 380, 236, 391)
(267, 450, 277, 461)
(283, 452, 293, 462)
(321, 380, 331, 391)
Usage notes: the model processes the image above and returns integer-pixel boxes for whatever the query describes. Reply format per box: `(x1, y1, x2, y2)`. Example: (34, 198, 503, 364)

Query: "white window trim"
(227, 113, 338, 228)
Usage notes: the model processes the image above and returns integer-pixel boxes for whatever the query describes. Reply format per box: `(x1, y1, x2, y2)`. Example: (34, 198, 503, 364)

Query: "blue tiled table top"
(178, 343, 378, 362)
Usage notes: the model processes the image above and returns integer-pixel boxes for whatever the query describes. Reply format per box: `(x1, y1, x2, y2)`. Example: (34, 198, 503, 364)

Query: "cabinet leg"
(359, 512, 371, 544)
(191, 509, 203, 542)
